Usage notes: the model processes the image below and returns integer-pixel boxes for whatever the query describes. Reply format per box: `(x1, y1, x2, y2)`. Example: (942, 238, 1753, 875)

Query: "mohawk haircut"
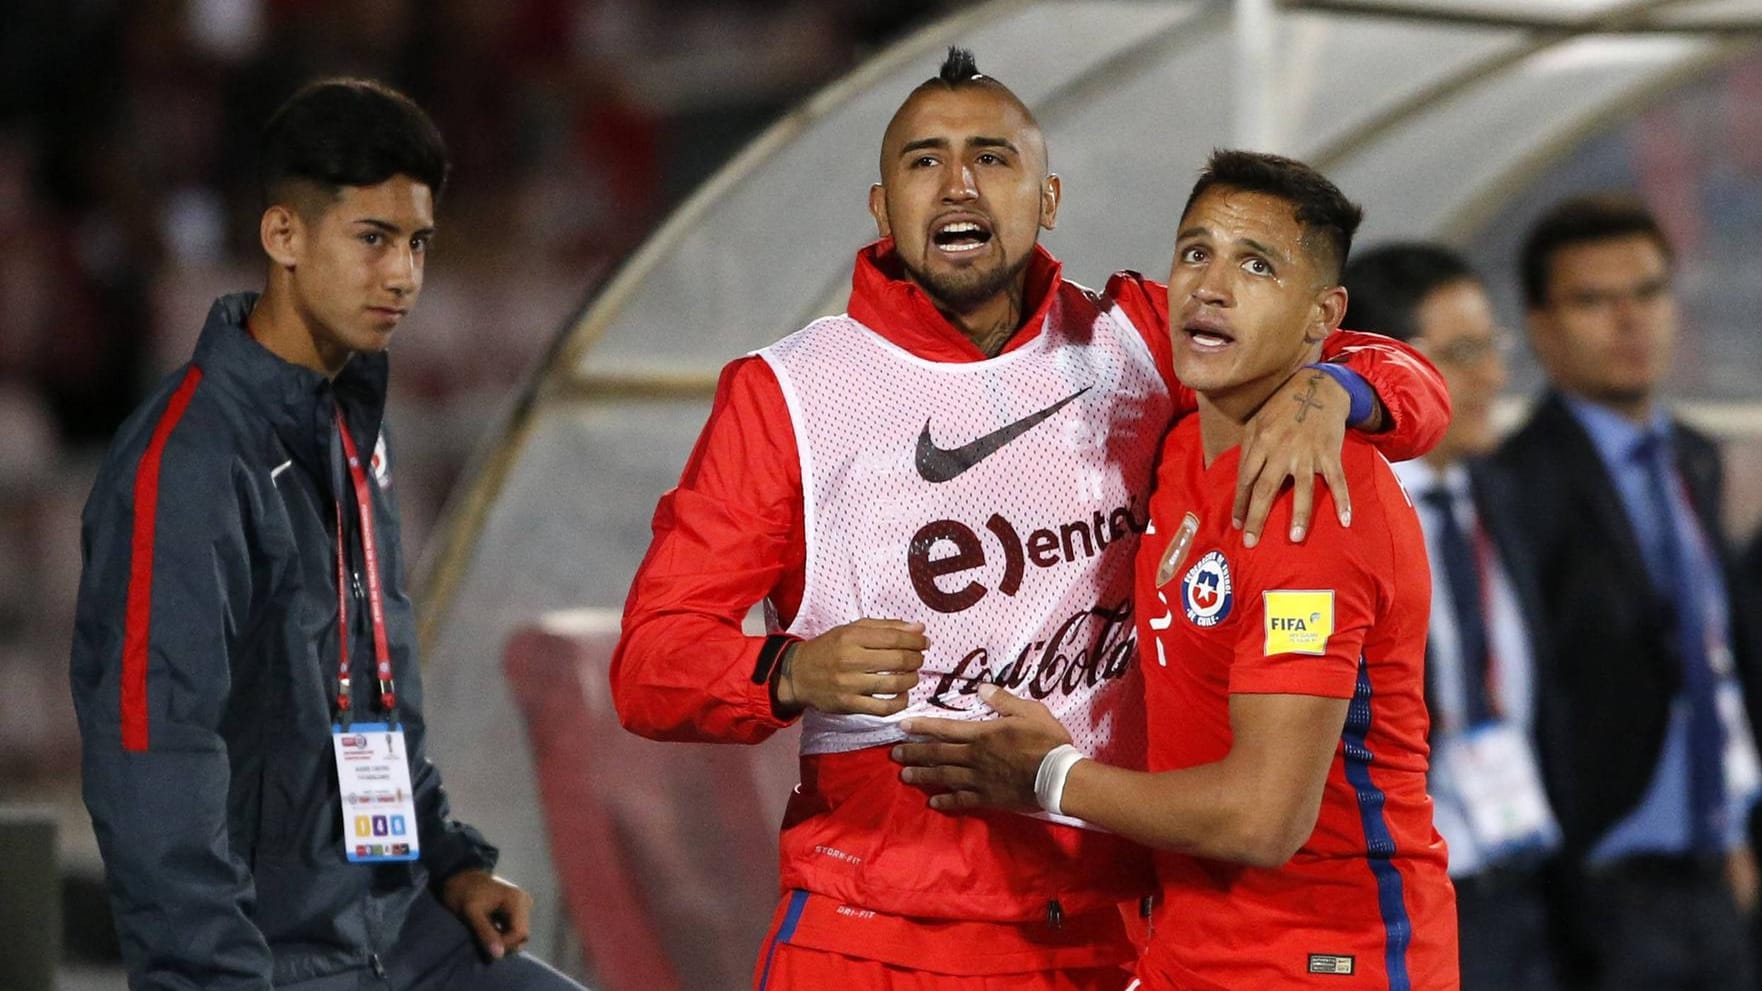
(1184, 149, 1363, 283)
(939, 46, 982, 84)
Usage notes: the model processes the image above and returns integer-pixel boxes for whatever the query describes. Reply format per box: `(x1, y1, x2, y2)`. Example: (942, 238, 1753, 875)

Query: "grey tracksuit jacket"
(70, 292, 497, 989)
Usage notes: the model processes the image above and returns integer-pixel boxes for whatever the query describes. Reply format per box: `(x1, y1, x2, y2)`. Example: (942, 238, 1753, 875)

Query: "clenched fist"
(774, 618, 928, 717)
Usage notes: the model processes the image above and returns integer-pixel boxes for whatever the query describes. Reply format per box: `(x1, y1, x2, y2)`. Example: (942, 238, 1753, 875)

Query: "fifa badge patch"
(1181, 550, 1233, 627)
(1156, 512, 1200, 588)
(1264, 590, 1335, 656)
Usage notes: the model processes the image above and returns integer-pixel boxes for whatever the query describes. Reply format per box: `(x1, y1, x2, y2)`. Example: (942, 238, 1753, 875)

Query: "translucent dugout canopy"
(415, 0, 1762, 966)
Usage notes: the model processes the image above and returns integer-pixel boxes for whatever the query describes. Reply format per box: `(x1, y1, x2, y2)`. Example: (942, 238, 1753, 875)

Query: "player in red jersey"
(897, 150, 1458, 990)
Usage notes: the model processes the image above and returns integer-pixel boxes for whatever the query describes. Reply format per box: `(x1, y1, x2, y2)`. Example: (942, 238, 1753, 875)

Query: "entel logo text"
(906, 500, 1148, 613)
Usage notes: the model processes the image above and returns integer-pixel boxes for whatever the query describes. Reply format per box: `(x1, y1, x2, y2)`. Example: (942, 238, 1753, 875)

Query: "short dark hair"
(259, 78, 449, 208)
(1519, 193, 1672, 308)
(1182, 149, 1363, 282)
(1341, 243, 1479, 343)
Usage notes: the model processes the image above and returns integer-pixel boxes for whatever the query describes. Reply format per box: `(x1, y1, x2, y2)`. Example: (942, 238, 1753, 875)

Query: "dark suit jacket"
(1494, 391, 1762, 859)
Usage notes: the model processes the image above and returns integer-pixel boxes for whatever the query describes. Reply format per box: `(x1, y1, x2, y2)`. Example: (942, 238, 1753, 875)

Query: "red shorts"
(753, 890, 1137, 991)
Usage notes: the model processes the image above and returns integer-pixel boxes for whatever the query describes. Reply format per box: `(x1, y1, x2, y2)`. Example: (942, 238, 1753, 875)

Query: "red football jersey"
(1132, 416, 1457, 991)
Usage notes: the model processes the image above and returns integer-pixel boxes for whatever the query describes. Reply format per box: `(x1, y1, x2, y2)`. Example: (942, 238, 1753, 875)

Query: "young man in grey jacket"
(70, 77, 583, 991)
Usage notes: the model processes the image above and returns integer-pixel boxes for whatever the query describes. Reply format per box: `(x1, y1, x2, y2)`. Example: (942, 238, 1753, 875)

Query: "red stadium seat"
(503, 613, 799, 991)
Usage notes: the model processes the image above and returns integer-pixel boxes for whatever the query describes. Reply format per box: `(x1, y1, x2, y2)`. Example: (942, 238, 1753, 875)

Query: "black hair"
(1182, 149, 1364, 282)
(1340, 243, 1479, 342)
(1519, 193, 1672, 308)
(258, 77, 449, 208)
(938, 46, 982, 84)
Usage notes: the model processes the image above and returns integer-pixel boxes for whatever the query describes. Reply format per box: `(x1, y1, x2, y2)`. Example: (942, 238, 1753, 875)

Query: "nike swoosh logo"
(915, 386, 1091, 483)
(270, 459, 294, 484)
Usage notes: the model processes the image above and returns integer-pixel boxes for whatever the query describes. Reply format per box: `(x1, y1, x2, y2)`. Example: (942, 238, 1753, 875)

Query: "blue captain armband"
(1305, 363, 1375, 428)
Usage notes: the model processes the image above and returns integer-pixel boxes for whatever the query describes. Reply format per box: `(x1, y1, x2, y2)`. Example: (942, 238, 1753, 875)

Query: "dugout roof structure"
(414, 0, 1762, 971)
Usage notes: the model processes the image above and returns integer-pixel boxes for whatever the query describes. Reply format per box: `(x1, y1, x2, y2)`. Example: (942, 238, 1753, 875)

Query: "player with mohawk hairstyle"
(613, 49, 1450, 990)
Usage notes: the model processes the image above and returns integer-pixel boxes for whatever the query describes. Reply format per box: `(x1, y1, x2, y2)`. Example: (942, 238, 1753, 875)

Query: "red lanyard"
(334, 410, 395, 720)
(1470, 522, 1503, 722)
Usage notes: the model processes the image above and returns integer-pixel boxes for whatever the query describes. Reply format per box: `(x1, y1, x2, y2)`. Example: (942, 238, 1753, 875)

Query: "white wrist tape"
(1034, 744, 1087, 817)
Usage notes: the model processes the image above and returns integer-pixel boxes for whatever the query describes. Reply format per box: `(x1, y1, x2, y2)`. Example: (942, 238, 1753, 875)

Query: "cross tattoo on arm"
(1291, 370, 1328, 423)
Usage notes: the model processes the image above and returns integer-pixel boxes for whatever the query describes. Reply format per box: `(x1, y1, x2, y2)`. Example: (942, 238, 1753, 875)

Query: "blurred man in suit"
(1497, 194, 1762, 990)
(1344, 242, 1564, 991)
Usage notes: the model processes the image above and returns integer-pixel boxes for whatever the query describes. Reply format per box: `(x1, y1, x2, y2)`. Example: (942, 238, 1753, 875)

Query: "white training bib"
(759, 282, 1172, 765)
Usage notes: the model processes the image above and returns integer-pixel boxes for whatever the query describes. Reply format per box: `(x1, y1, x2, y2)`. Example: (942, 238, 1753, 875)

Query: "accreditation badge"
(1713, 644, 1762, 804)
(1438, 721, 1560, 861)
(331, 722, 421, 862)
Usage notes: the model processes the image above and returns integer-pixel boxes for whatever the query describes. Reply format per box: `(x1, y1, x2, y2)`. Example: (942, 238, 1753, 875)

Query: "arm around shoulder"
(1321, 330, 1451, 460)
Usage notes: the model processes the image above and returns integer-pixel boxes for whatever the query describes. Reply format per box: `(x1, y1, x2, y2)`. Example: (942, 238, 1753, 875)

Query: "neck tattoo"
(972, 302, 1021, 358)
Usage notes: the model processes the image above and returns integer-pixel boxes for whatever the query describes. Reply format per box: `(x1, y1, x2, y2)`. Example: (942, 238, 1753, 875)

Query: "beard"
(900, 245, 1034, 312)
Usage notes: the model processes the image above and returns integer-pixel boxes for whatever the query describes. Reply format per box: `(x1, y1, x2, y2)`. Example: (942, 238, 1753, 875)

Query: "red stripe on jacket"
(122, 366, 204, 751)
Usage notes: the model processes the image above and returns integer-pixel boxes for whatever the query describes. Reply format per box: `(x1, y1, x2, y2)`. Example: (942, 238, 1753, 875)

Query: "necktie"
(1422, 485, 1493, 728)
(1634, 431, 1726, 851)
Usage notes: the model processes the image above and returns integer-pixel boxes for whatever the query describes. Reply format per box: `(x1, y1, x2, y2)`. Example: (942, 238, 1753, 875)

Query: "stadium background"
(3, 1, 1761, 987)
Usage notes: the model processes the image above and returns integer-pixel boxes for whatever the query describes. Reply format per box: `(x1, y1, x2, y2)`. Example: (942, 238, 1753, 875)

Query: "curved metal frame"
(1291, 0, 1762, 32)
(1437, 39, 1752, 238)
(1308, 0, 1714, 169)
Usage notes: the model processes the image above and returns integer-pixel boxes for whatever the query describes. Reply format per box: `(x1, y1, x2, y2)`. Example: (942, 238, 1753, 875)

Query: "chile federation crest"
(1181, 550, 1234, 627)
